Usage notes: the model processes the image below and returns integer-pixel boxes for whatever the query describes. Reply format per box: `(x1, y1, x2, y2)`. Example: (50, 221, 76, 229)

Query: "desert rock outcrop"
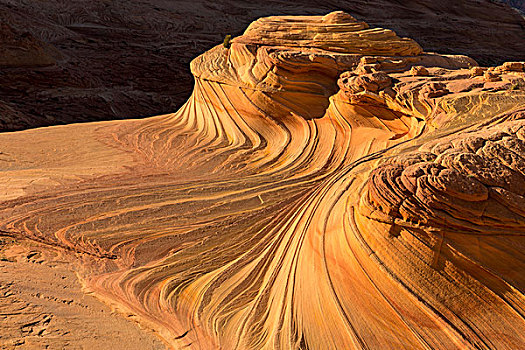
(0, 0, 524, 131)
(1, 11, 525, 350)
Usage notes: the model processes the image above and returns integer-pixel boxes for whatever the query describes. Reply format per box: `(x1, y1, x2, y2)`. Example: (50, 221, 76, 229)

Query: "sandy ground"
(0, 235, 166, 350)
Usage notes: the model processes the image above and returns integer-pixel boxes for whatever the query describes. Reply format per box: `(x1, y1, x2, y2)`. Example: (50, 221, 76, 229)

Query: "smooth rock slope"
(1, 12, 525, 349)
(1, 0, 524, 131)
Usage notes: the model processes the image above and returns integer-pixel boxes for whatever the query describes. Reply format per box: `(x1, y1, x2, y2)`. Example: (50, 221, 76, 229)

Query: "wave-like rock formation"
(1, 0, 524, 131)
(1, 12, 525, 349)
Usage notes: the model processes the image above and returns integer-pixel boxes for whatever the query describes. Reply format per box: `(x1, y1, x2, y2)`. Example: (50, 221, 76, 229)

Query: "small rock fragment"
(410, 65, 429, 76)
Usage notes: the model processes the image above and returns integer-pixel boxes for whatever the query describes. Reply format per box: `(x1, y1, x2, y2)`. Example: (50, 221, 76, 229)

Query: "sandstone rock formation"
(0, 0, 524, 131)
(1, 11, 525, 350)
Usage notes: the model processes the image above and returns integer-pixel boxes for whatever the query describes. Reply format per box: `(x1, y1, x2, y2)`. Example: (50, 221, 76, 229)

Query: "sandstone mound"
(1, 0, 524, 132)
(235, 12, 422, 56)
(1, 12, 525, 350)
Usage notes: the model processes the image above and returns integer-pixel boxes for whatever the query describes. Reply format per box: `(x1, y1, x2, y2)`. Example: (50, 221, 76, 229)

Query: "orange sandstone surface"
(1, 12, 525, 349)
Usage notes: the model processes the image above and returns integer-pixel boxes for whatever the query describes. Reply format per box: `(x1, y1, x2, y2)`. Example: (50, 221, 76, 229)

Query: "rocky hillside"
(0, 0, 524, 131)
(1, 11, 524, 349)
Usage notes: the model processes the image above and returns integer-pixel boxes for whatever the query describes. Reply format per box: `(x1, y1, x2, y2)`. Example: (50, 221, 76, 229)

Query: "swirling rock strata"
(1, 12, 525, 350)
(1, 0, 524, 131)
(234, 12, 422, 56)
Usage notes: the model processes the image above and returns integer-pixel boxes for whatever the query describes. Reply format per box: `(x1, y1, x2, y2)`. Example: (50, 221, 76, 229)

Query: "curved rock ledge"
(0, 12, 524, 349)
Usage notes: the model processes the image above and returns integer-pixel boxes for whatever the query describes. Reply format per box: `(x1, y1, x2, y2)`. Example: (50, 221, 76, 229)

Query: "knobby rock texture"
(1, 11, 525, 350)
(0, 0, 524, 131)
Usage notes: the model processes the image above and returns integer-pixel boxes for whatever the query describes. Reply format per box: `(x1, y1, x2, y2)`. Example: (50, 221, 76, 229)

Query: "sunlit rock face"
(1, 0, 524, 132)
(190, 11, 470, 122)
(0, 12, 524, 349)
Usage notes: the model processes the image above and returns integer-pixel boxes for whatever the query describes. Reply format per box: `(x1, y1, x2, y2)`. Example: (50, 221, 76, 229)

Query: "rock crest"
(1, 11, 524, 350)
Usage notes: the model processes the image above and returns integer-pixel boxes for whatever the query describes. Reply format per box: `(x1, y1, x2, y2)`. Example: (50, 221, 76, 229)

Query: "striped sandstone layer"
(2, 0, 524, 132)
(1, 12, 525, 349)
